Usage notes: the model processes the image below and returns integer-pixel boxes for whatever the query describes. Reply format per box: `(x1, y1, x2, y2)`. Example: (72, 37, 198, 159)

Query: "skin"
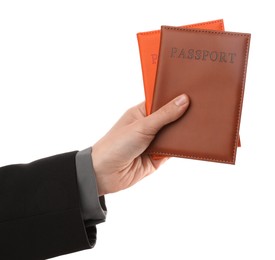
(92, 94, 190, 196)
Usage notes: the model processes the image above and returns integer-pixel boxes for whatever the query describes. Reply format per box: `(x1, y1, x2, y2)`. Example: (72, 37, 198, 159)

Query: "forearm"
(0, 151, 103, 259)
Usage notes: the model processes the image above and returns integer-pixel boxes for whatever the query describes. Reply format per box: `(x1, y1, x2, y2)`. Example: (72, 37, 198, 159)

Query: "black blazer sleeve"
(0, 151, 98, 260)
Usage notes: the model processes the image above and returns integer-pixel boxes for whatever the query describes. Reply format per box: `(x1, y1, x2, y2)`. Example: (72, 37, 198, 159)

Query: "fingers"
(149, 156, 169, 170)
(142, 94, 190, 135)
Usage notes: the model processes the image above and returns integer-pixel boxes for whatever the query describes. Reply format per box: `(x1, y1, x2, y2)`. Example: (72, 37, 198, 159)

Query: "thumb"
(144, 94, 190, 135)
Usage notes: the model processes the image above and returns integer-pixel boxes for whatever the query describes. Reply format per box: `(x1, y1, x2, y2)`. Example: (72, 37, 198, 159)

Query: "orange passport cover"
(137, 19, 241, 150)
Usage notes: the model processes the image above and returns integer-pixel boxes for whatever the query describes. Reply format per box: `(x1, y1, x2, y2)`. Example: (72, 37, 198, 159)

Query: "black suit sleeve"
(0, 151, 99, 260)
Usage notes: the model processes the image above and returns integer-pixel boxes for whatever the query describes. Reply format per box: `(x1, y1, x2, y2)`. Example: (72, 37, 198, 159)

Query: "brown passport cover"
(146, 26, 251, 164)
(137, 19, 241, 148)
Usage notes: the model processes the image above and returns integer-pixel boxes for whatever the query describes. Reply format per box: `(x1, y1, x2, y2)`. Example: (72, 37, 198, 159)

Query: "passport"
(145, 26, 250, 164)
(137, 20, 241, 151)
(137, 19, 224, 114)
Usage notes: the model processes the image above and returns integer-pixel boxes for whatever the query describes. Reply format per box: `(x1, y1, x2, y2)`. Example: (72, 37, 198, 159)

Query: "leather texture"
(137, 19, 241, 150)
(146, 26, 251, 164)
(137, 19, 224, 114)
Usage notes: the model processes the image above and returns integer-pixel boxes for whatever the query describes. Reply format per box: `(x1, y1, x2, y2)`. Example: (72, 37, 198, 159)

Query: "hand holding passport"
(137, 20, 251, 164)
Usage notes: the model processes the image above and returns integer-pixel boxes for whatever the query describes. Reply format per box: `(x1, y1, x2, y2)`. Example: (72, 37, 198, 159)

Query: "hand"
(92, 94, 190, 196)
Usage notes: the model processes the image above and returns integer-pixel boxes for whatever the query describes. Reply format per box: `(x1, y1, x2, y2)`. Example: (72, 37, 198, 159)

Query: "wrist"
(91, 144, 106, 196)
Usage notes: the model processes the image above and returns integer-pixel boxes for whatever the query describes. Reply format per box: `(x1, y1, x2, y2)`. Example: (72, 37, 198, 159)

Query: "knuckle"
(158, 104, 173, 117)
(135, 119, 158, 136)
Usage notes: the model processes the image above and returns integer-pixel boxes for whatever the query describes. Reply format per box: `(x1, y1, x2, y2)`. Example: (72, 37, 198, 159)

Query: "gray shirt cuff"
(75, 147, 107, 225)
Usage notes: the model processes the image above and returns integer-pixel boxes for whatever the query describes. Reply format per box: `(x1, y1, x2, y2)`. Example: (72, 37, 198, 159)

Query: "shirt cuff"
(75, 147, 107, 225)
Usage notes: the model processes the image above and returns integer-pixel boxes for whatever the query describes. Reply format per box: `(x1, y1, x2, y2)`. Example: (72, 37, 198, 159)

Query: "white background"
(0, 1, 274, 259)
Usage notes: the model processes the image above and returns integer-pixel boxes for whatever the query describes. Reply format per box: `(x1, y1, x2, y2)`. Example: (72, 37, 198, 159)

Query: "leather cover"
(137, 19, 224, 114)
(146, 26, 251, 164)
(137, 19, 241, 149)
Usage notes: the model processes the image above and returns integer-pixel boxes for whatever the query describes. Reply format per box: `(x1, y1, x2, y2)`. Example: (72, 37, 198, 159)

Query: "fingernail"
(175, 94, 188, 106)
